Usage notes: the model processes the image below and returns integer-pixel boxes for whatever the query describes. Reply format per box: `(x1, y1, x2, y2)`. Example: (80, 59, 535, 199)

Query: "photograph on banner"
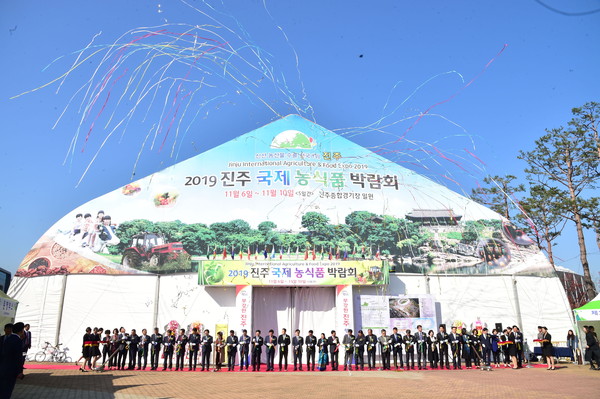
(16, 116, 555, 278)
(198, 260, 387, 286)
(360, 294, 436, 333)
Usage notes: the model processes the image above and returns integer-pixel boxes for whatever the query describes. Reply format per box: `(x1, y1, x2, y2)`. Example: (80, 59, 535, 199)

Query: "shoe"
(162, 368, 166, 371)
(137, 367, 141, 370)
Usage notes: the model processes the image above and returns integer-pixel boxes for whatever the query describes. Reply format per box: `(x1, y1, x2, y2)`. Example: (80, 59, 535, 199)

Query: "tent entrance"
(252, 287, 336, 337)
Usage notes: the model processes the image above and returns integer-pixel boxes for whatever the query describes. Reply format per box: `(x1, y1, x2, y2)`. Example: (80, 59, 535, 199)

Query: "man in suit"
(251, 330, 263, 371)
(226, 330, 239, 371)
(149, 327, 163, 370)
(128, 329, 140, 370)
(22, 324, 32, 365)
(414, 325, 427, 370)
(239, 329, 251, 371)
(0, 322, 25, 399)
(277, 328, 291, 371)
(366, 329, 378, 370)
(354, 330, 366, 370)
(305, 330, 317, 371)
(328, 330, 340, 371)
(200, 329, 213, 371)
(390, 327, 403, 370)
(437, 325, 450, 369)
(137, 329, 150, 370)
(378, 329, 391, 370)
(342, 329, 355, 370)
(292, 329, 304, 371)
(188, 328, 200, 371)
(265, 330, 277, 371)
(449, 326, 462, 369)
(480, 328, 492, 366)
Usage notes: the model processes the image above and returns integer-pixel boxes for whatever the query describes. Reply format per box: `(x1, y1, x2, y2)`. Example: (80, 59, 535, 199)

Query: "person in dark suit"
(366, 329, 378, 370)
(0, 324, 13, 355)
(449, 326, 461, 369)
(117, 327, 128, 370)
(239, 329, 251, 371)
(162, 329, 175, 370)
(403, 329, 415, 370)
(251, 330, 263, 371)
(265, 330, 277, 371)
(188, 328, 200, 371)
(327, 330, 340, 371)
(342, 329, 354, 371)
(150, 328, 163, 370)
(305, 330, 317, 371)
(437, 325, 450, 369)
(174, 328, 187, 371)
(0, 321, 25, 399)
(277, 328, 290, 371)
(22, 324, 31, 365)
(200, 329, 213, 371)
(226, 330, 238, 371)
(540, 326, 555, 370)
(128, 329, 140, 370)
(292, 329, 304, 371)
(390, 327, 403, 370)
(354, 330, 366, 370)
(479, 328, 492, 366)
(137, 329, 150, 370)
(414, 325, 427, 370)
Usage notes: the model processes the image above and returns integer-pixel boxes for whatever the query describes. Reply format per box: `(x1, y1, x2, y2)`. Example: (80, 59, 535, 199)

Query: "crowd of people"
(69, 210, 119, 253)
(75, 324, 571, 373)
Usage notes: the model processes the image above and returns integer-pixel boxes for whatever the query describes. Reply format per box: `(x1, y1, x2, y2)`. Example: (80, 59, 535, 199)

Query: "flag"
(212, 247, 217, 260)
(222, 248, 227, 260)
(295, 246, 299, 260)
(328, 247, 333, 260)
(263, 247, 268, 259)
(335, 247, 340, 260)
(231, 245, 235, 260)
(304, 247, 309, 260)
(206, 245, 211, 260)
(255, 246, 259, 260)
(375, 246, 380, 260)
(320, 246, 324, 260)
(248, 246, 251, 260)
(239, 247, 243, 260)
(271, 246, 276, 259)
(344, 249, 348, 260)
(279, 247, 283, 260)
(312, 247, 316, 261)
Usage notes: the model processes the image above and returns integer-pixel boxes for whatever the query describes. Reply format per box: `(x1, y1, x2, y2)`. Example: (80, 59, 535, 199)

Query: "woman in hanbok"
(318, 333, 329, 371)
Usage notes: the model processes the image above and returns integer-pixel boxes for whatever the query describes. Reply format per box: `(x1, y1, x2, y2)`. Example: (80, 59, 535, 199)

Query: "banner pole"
(55, 274, 68, 346)
(153, 275, 160, 328)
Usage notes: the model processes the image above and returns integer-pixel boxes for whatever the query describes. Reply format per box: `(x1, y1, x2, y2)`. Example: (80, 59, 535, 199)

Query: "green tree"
(519, 118, 599, 299)
(180, 224, 215, 256)
(471, 175, 525, 220)
(115, 219, 155, 252)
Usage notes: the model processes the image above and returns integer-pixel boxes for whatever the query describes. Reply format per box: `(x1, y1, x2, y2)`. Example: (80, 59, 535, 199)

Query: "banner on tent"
(198, 260, 388, 286)
(0, 296, 18, 319)
(360, 294, 436, 332)
(335, 285, 354, 333)
(235, 285, 253, 332)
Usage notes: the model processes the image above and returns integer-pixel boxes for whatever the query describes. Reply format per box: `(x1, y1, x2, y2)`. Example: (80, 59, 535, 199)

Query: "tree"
(519, 120, 599, 299)
(471, 175, 524, 220)
(516, 184, 566, 266)
(570, 102, 600, 161)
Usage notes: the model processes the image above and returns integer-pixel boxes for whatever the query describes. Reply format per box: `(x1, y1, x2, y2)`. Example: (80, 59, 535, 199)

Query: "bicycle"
(34, 341, 72, 363)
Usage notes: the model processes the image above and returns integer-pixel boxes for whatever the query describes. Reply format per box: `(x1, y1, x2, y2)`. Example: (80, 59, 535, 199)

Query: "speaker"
(495, 323, 502, 331)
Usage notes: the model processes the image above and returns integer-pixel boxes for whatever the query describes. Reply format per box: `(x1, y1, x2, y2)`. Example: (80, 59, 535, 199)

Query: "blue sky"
(1, 0, 598, 278)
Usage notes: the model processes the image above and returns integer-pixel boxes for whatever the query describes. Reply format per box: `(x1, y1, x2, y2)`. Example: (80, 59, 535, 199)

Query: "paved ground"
(12, 363, 600, 399)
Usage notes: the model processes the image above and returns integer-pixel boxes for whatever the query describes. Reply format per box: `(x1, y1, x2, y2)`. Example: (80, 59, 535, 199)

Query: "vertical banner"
(235, 285, 252, 334)
(336, 285, 354, 334)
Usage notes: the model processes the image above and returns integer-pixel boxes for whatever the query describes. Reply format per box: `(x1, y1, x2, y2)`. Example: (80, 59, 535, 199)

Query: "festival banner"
(16, 115, 556, 278)
(235, 285, 253, 333)
(359, 294, 437, 333)
(0, 295, 18, 320)
(198, 260, 388, 286)
(335, 285, 354, 333)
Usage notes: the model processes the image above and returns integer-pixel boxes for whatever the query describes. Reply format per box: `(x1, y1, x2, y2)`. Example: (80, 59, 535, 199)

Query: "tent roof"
(575, 293, 600, 311)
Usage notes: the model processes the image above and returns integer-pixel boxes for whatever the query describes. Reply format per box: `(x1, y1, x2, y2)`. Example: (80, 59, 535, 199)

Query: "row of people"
(80, 324, 539, 371)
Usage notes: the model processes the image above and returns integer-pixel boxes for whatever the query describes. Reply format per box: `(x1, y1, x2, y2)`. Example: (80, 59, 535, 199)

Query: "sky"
(0, 0, 598, 278)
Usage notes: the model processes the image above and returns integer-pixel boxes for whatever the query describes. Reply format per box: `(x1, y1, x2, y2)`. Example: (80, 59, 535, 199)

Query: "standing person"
(480, 328, 492, 367)
(427, 330, 439, 369)
(80, 327, 93, 372)
(117, 327, 128, 371)
(239, 329, 251, 371)
(514, 326, 524, 368)
(277, 328, 291, 371)
(150, 328, 163, 371)
(566, 329, 577, 363)
(292, 329, 304, 371)
(471, 329, 481, 367)
(354, 330, 366, 370)
(128, 329, 140, 370)
(414, 325, 427, 370)
(175, 329, 187, 371)
(500, 328, 511, 367)
(390, 327, 403, 370)
(437, 325, 450, 369)
(342, 329, 355, 371)
(101, 329, 111, 367)
(584, 325, 600, 370)
(251, 330, 263, 371)
(305, 330, 317, 371)
(328, 330, 340, 371)
(540, 327, 555, 370)
(366, 329, 378, 370)
(22, 324, 32, 365)
(200, 329, 213, 371)
(226, 330, 239, 371)
(0, 321, 25, 399)
(449, 326, 461, 370)
(507, 326, 518, 369)
(109, 328, 119, 370)
(378, 329, 391, 370)
(214, 331, 225, 371)
(403, 329, 415, 370)
(317, 333, 329, 371)
(138, 329, 150, 370)
(90, 327, 102, 369)
(537, 326, 546, 364)
(491, 329, 501, 368)
(265, 329, 277, 371)
(461, 328, 472, 369)
(162, 330, 175, 371)
(188, 328, 200, 371)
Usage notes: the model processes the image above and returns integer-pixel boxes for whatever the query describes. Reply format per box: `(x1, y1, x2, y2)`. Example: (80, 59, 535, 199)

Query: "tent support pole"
(153, 276, 160, 328)
(55, 274, 68, 346)
(512, 276, 524, 329)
